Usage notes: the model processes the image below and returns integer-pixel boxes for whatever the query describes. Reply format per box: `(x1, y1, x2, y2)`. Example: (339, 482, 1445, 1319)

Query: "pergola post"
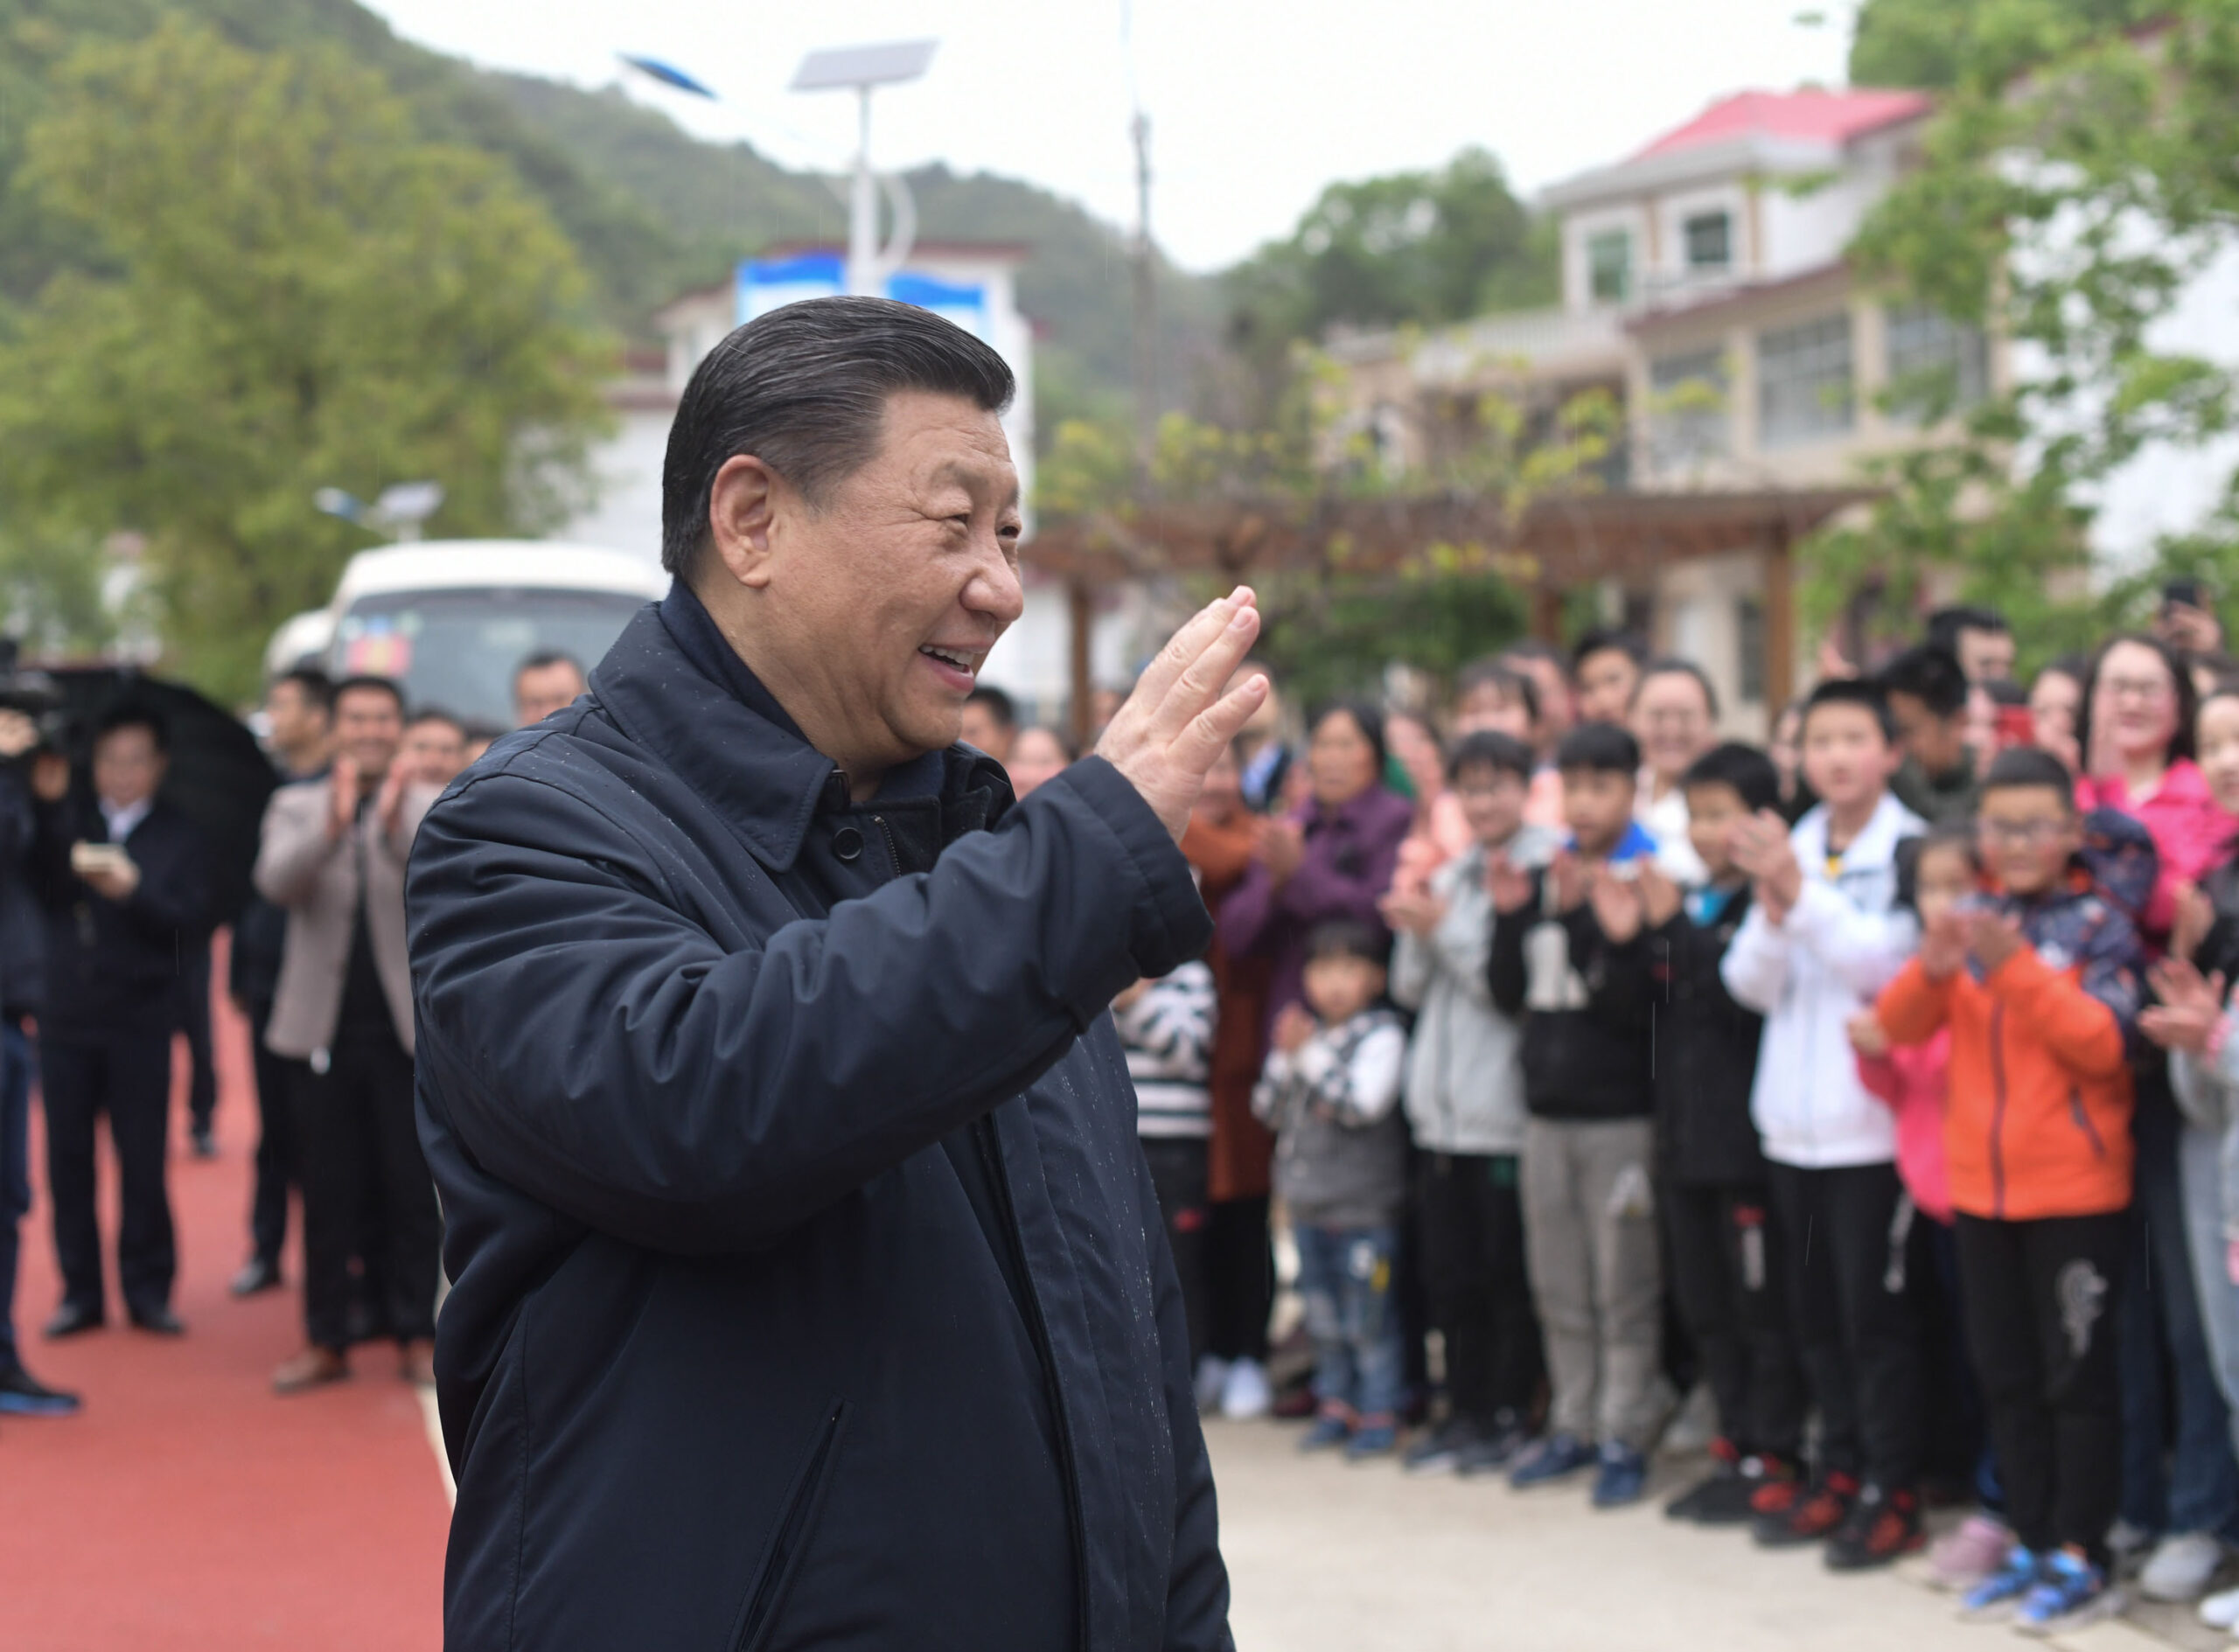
(1067, 578, 1095, 751)
(1764, 521, 1796, 714)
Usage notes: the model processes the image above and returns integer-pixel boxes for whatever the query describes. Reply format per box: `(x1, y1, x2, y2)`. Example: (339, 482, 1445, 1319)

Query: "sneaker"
(1959, 1546, 2040, 1620)
(1691, 1454, 1796, 1527)
(1754, 1472, 1859, 1548)
(1662, 1383, 1719, 1455)
(1219, 1358, 1273, 1421)
(0, 1363, 81, 1417)
(1346, 1417, 1399, 1460)
(190, 1124, 218, 1160)
(1929, 1512, 2017, 1593)
(2141, 1531, 2227, 1602)
(1192, 1356, 1230, 1414)
(1456, 1412, 1530, 1477)
(1297, 1412, 1350, 1453)
(1592, 1443, 1649, 1509)
(1404, 1417, 1474, 1474)
(2015, 1550, 2119, 1635)
(1509, 1432, 1596, 1489)
(2201, 1583, 2239, 1631)
(1824, 1484, 1924, 1571)
(2106, 1518, 2157, 1566)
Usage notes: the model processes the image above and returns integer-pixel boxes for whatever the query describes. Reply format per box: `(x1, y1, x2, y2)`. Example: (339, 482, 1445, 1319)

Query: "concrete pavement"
(1208, 1418, 2180, 1652)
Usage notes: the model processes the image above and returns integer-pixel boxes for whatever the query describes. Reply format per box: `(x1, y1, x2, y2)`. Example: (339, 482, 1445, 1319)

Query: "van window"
(333, 588, 645, 727)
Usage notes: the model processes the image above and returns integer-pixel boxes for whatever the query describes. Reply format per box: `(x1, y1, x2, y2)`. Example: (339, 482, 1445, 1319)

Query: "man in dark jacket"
(32, 701, 211, 1337)
(0, 708, 77, 1412)
(408, 296, 1260, 1652)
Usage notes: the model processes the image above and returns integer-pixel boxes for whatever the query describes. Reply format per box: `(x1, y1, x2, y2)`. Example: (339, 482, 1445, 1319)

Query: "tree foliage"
(1809, 0, 2239, 660)
(1223, 148, 1557, 364)
(0, 20, 614, 699)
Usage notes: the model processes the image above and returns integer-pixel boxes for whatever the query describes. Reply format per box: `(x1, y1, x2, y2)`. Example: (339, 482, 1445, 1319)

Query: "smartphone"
(69, 842, 125, 875)
(2164, 577, 2209, 612)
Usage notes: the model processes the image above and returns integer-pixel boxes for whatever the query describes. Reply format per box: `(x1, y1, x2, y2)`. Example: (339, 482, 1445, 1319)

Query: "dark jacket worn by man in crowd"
(408, 298, 1240, 1652)
(32, 706, 210, 1335)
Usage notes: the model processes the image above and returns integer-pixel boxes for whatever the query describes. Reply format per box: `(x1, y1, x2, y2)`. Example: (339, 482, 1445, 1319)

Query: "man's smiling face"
(750, 389, 1025, 773)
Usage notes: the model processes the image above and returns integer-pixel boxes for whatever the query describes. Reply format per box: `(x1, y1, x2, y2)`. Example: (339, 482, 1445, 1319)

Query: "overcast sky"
(363, 0, 1858, 273)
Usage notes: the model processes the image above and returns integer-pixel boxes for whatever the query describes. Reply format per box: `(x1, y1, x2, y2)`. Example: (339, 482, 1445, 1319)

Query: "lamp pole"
(790, 40, 938, 298)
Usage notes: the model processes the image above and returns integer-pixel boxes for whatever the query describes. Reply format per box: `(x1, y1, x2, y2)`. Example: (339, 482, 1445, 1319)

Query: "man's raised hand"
(1097, 589, 1268, 840)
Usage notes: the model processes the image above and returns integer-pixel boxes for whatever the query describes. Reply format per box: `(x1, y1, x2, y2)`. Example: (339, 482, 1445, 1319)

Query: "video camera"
(0, 638, 73, 756)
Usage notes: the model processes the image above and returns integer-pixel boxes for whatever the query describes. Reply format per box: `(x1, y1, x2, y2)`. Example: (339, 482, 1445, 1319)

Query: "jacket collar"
(1796, 789, 1922, 870)
(588, 583, 1011, 875)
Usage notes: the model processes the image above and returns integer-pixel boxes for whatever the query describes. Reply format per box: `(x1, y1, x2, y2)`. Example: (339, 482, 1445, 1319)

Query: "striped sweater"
(1116, 960, 1217, 1140)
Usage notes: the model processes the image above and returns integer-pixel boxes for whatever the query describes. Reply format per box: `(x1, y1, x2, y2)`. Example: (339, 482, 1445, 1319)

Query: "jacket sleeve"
(1133, 1150, 1233, 1651)
(1288, 1023, 1407, 1126)
(2173, 1049, 2229, 1133)
(1719, 903, 1788, 1014)
(117, 817, 210, 940)
(255, 785, 341, 908)
(1562, 902, 1654, 1031)
(1388, 928, 1433, 1012)
(407, 755, 1212, 1256)
(1486, 875, 1536, 1015)
(1276, 819, 1404, 932)
(1876, 958, 1953, 1049)
(1249, 1049, 1293, 1126)
(1982, 942, 2129, 1080)
(0, 767, 32, 868)
(1216, 861, 1279, 959)
(1784, 877, 1920, 999)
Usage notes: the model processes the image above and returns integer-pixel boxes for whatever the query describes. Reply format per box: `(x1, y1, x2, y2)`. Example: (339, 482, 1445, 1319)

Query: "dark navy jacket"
(407, 590, 1232, 1652)
(31, 791, 209, 1041)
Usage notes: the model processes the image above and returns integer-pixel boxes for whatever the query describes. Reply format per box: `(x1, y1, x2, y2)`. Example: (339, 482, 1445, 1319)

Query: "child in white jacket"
(1721, 678, 1929, 1567)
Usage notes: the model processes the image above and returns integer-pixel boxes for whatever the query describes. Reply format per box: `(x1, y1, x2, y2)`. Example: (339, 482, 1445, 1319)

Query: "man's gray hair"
(659, 296, 1016, 576)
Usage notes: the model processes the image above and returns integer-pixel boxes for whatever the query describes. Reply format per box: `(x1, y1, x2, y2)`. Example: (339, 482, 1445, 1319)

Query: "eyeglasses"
(1976, 818, 2069, 847)
(2099, 677, 2174, 703)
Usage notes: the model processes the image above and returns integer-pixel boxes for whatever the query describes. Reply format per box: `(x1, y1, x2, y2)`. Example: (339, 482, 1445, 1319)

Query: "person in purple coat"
(1221, 701, 1416, 1033)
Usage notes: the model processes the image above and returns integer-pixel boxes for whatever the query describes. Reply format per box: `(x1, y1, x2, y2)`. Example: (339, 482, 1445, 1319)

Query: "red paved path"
(0, 955, 449, 1650)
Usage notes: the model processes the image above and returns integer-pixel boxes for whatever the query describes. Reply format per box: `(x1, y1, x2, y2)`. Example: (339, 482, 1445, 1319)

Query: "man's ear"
(706, 454, 784, 590)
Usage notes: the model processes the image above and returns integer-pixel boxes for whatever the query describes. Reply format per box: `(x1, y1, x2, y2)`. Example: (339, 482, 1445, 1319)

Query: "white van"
(264, 540, 668, 728)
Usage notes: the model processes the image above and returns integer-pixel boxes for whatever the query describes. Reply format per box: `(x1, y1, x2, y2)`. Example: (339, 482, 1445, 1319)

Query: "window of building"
(1684, 211, 1732, 271)
(1884, 303, 1989, 423)
(1737, 597, 1766, 703)
(1756, 313, 1855, 448)
(1649, 347, 1729, 469)
(1587, 230, 1632, 304)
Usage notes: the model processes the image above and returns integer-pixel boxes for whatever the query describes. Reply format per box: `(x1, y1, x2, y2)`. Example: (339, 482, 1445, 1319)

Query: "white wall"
(559, 407, 669, 569)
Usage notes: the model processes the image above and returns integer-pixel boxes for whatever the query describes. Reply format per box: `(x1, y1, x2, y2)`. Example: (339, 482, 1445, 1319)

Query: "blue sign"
(736, 256, 988, 341)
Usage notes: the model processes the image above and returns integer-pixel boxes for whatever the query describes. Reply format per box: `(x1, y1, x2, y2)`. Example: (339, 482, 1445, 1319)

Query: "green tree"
(1224, 148, 1557, 363)
(1848, 0, 2152, 88)
(0, 20, 613, 699)
(1809, 0, 2239, 660)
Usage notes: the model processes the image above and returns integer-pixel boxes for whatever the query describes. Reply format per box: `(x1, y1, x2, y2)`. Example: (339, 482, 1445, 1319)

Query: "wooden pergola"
(1026, 486, 1873, 742)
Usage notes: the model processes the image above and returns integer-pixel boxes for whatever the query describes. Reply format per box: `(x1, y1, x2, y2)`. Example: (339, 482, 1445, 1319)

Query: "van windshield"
(331, 587, 648, 728)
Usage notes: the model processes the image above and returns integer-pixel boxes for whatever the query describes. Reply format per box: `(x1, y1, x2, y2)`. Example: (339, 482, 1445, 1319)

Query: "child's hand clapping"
(1588, 865, 1644, 944)
(1918, 908, 1970, 980)
(1634, 861, 1683, 929)
(1378, 885, 1447, 938)
(2140, 956, 2230, 1054)
(1846, 1010, 1890, 1058)
(1964, 909, 2025, 976)
(1486, 850, 1534, 916)
(1272, 1002, 1316, 1055)
(1548, 850, 1591, 913)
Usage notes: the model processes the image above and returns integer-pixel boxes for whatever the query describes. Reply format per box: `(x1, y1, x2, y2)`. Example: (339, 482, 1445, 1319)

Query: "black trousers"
(1140, 1136, 1212, 1367)
(1956, 1211, 2126, 1565)
(178, 935, 216, 1134)
(1665, 1179, 1806, 1460)
(245, 999, 296, 1268)
(1768, 1161, 1926, 1491)
(288, 1022, 441, 1351)
(40, 1031, 176, 1318)
(1204, 1195, 1273, 1363)
(1417, 1151, 1542, 1428)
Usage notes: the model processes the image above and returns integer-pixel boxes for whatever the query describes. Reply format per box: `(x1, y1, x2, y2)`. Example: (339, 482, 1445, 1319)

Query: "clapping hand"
(1731, 811, 1803, 917)
(1846, 1010, 1890, 1058)
(2173, 882, 2215, 966)
(1918, 908, 1970, 980)
(1272, 1002, 1316, 1056)
(1255, 817, 1306, 882)
(1548, 850, 1591, 913)
(1965, 909, 2025, 976)
(1486, 850, 1534, 916)
(1635, 861, 1683, 929)
(327, 756, 360, 840)
(375, 754, 412, 837)
(1378, 885, 1447, 938)
(2141, 956, 2230, 1054)
(1588, 865, 1644, 944)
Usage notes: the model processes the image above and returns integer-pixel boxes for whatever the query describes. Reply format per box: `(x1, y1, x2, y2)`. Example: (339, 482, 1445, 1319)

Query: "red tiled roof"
(1634, 87, 1932, 158)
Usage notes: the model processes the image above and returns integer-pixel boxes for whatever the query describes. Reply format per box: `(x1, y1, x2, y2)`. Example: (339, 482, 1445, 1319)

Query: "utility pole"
(1130, 109, 1158, 482)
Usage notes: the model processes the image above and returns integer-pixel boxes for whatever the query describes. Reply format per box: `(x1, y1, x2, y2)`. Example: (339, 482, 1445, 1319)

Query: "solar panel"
(789, 39, 938, 92)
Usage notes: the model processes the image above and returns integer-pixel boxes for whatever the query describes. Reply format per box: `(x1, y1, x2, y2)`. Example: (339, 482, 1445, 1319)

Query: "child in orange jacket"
(1873, 747, 2143, 1632)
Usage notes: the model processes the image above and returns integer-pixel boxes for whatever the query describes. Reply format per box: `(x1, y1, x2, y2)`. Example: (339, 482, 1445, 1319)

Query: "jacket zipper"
(2068, 1085, 2108, 1160)
(733, 1398, 847, 1652)
(1988, 1001, 2009, 1218)
(872, 814, 901, 877)
(974, 1114, 1091, 1652)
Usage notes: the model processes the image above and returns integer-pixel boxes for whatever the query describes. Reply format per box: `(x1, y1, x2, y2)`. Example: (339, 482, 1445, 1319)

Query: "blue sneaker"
(1345, 1420, 1399, 1460)
(0, 1364, 80, 1417)
(2014, 1551, 2118, 1637)
(1509, 1432, 1595, 1488)
(1591, 1443, 1649, 1509)
(1298, 1413, 1350, 1453)
(1960, 1546, 2040, 1619)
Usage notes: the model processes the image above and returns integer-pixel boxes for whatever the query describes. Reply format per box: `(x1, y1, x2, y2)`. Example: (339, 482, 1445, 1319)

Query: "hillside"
(0, 0, 1213, 411)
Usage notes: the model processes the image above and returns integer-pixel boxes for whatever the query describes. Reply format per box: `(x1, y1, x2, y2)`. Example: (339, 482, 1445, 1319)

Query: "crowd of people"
(14, 565, 2239, 1639)
(965, 592, 2239, 1640)
(0, 648, 588, 1412)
